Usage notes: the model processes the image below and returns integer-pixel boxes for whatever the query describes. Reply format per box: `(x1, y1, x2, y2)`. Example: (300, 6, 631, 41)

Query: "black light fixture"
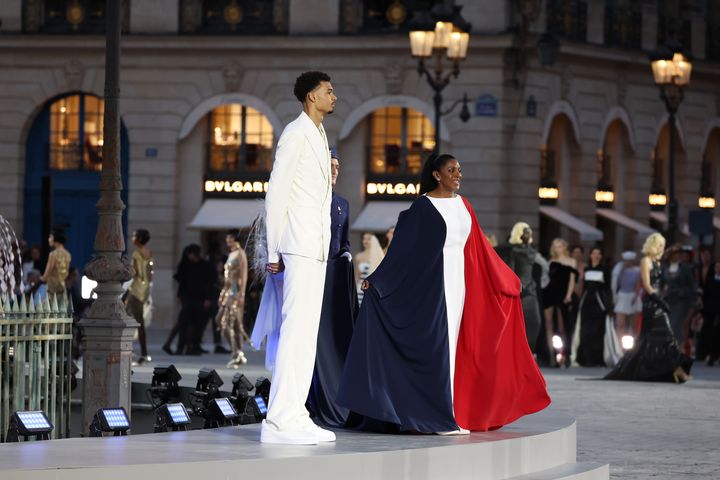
(230, 373, 254, 413)
(649, 187, 668, 212)
(254, 377, 271, 405)
(698, 195, 715, 209)
(6, 411, 54, 442)
(537, 32, 560, 66)
(196, 368, 223, 393)
(699, 159, 715, 209)
(154, 403, 191, 433)
(147, 364, 182, 408)
(247, 395, 268, 420)
(595, 149, 615, 207)
(190, 368, 224, 423)
(539, 147, 559, 205)
(89, 407, 130, 437)
(205, 398, 238, 428)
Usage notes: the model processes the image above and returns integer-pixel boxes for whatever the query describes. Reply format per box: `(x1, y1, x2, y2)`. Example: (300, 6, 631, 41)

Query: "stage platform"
(0, 409, 607, 480)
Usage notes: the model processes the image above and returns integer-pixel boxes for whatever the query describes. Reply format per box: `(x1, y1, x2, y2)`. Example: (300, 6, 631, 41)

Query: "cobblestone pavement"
(543, 364, 720, 479)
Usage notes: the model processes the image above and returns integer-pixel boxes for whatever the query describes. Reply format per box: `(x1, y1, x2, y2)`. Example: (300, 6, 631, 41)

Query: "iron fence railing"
(0, 293, 73, 441)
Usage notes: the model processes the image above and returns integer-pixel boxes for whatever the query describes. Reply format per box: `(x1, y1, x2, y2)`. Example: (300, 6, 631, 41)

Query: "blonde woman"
(605, 233, 693, 382)
(541, 238, 578, 367)
(354, 233, 384, 304)
(506, 222, 548, 352)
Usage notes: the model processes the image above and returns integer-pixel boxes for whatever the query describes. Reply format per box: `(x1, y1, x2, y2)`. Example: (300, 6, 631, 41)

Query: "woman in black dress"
(571, 247, 617, 367)
(542, 238, 578, 366)
(605, 233, 693, 382)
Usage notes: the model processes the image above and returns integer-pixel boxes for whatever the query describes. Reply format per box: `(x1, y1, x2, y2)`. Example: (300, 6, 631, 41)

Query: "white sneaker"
(260, 420, 318, 445)
(302, 422, 336, 442)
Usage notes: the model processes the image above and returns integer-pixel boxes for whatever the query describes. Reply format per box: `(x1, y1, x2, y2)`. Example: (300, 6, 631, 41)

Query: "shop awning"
(539, 206, 604, 242)
(188, 199, 264, 230)
(351, 201, 412, 232)
(649, 211, 690, 236)
(597, 208, 656, 237)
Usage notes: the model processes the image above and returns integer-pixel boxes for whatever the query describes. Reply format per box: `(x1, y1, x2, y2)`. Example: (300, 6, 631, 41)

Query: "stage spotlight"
(147, 364, 182, 408)
(90, 407, 131, 437)
(6, 410, 54, 442)
(204, 397, 238, 428)
(249, 395, 268, 418)
(621, 335, 635, 350)
(231, 373, 254, 398)
(154, 403, 191, 433)
(190, 368, 224, 422)
(196, 368, 224, 395)
(254, 377, 271, 404)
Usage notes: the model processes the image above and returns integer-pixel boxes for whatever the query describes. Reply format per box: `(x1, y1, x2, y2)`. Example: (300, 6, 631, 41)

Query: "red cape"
(454, 197, 551, 431)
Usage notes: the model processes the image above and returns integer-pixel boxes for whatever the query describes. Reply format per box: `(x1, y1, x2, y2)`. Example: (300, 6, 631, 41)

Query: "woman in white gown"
(338, 153, 550, 434)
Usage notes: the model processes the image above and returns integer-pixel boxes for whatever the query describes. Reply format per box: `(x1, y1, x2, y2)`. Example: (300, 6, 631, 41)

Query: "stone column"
(78, 0, 138, 435)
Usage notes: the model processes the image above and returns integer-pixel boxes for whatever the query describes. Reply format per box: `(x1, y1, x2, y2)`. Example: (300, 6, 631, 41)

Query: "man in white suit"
(261, 71, 337, 444)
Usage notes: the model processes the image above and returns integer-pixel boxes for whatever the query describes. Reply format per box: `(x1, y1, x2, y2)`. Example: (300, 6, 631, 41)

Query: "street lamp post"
(649, 39, 693, 245)
(409, 6, 471, 153)
(78, 0, 137, 434)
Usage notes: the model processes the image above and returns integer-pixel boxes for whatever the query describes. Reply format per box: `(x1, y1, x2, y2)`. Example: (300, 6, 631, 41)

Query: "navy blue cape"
(336, 196, 458, 433)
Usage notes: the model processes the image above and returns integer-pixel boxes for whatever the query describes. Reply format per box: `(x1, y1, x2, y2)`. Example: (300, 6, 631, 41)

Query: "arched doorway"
(650, 121, 687, 240)
(538, 111, 601, 254)
(24, 92, 130, 272)
(595, 118, 651, 260)
(340, 104, 438, 248)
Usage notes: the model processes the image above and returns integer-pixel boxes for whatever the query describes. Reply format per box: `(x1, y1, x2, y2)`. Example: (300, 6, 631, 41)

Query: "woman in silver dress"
(216, 229, 249, 368)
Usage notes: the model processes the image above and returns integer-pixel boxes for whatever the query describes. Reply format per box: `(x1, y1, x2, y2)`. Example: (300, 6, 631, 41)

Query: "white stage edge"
(0, 409, 608, 480)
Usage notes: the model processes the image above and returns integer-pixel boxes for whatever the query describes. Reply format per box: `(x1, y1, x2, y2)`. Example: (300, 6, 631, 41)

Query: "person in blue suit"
(306, 147, 359, 428)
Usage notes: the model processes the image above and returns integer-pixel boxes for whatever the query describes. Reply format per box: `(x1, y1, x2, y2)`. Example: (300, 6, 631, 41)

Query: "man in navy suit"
(307, 148, 359, 428)
(328, 148, 350, 259)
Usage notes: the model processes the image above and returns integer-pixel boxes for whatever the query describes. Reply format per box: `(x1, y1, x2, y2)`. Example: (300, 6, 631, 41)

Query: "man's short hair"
(294, 71, 331, 103)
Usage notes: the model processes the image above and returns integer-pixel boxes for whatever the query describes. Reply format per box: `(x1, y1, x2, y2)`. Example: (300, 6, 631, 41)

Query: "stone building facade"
(1, 0, 719, 326)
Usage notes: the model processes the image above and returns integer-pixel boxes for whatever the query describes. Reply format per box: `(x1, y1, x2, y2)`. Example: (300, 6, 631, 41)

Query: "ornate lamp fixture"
(408, 5, 471, 151)
(649, 39, 693, 243)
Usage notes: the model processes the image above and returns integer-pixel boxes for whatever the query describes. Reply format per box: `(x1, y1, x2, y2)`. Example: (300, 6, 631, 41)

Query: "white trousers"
(265, 254, 327, 431)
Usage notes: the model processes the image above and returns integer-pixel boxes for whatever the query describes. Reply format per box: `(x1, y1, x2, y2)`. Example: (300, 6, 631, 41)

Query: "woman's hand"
(361, 280, 370, 291)
(563, 294, 572, 305)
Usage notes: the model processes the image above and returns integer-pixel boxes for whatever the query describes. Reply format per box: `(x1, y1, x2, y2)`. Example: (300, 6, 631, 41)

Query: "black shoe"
(200, 347, 209, 354)
(708, 356, 717, 367)
(162, 345, 176, 356)
(185, 348, 203, 356)
(214, 345, 231, 354)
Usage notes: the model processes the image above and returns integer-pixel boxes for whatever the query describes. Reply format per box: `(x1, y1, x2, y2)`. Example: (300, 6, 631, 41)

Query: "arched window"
(49, 93, 104, 171)
(367, 106, 434, 175)
(206, 104, 274, 172)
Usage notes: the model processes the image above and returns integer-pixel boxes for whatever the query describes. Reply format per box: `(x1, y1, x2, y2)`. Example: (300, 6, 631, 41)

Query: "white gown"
(426, 195, 472, 401)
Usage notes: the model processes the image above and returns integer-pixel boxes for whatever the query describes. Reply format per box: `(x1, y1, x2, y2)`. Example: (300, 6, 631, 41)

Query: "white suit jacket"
(265, 111, 332, 264)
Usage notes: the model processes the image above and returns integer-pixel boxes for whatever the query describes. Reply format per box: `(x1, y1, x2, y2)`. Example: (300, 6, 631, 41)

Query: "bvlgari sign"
(366, 182, 420, 196)
(365, 175, 421, 200)
(203, 174, 269, 199)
